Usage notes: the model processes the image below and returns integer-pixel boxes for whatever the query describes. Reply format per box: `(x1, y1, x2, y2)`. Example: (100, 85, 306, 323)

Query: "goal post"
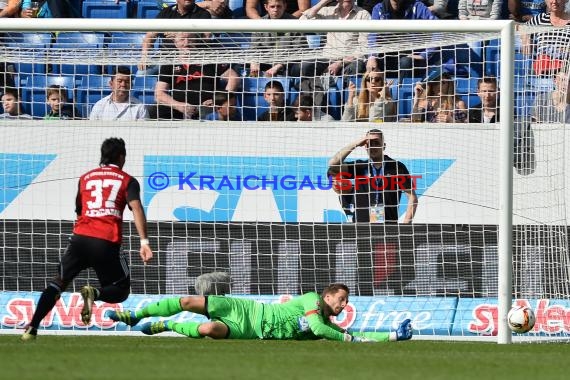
(1, 18, 568, 343)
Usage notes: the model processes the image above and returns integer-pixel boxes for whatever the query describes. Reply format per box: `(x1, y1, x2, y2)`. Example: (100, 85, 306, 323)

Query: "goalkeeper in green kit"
(107, 283, 413, 342)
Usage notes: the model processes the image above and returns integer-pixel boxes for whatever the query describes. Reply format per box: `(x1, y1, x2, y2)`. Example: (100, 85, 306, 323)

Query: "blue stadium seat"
(455, 77, 479, 94)
(454, 77, 481, 109)
(51, 32, 106, 76)
(106, 32, 146, 75)
(82, 0, 130, 19)
(397, 77, 420, 120)
(76, 75, 113, 118)
(136, 0, 174, 18)
(228, 0, 245, 18)
(215, 33, 252, 49)
(4, 32, 52, 75)
(241, 77, 292, 121)
(132, 75, 159, 106)
(20, 75, 75, 118)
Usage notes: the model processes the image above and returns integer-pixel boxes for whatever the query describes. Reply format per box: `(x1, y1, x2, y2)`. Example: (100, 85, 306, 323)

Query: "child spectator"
(258, 80, 295, 121)
(0, 87, 32, 119)
(45, 85, 78, 120)
(204, 91, 242, 121)
(293, 94, 335, 121)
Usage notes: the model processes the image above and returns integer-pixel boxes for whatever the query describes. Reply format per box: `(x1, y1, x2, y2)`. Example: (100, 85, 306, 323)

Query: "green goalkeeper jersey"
(257, 292, 346, 341)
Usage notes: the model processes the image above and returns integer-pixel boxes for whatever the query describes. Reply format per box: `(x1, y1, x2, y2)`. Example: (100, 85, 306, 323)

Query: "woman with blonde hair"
(341, 70, 397, 122)
(411, 71, 467, 123)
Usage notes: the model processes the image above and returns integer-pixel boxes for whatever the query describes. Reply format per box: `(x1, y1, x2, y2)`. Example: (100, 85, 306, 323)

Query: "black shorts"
(59, 234, 130, 288)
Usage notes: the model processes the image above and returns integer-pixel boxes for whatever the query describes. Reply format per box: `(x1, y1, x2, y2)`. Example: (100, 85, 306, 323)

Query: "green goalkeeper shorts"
(206, 296, 262, 339)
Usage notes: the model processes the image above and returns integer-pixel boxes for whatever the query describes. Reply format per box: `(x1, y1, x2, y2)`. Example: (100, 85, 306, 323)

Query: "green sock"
(136, 297, 183, 318)
(352, 331, 390, 342)
(167, 321, 203, 339)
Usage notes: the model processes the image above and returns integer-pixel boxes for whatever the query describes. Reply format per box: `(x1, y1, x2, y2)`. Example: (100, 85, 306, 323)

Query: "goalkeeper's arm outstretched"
(107, 283, 413, 342)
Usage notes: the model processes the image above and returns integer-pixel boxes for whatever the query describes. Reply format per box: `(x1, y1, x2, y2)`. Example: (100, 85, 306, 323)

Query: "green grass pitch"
(1, 335, 569, 380)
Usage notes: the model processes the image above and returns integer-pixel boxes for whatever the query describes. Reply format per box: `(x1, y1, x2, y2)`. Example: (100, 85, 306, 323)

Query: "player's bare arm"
(129, 198, 153, 263)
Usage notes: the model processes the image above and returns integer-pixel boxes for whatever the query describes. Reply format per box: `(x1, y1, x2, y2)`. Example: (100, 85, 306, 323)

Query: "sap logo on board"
(143, 155, 454, 222)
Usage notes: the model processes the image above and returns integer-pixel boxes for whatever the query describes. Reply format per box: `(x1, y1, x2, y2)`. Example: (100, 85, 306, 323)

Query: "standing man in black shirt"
(328, 129, 418, 223)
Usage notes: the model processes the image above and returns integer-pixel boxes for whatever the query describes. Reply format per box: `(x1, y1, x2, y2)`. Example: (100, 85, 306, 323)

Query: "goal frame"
(0, 18, 516, 344)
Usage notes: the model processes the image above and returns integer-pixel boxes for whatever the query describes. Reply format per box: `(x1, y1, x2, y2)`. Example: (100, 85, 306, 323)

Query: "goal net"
(0, 18, 568, 342)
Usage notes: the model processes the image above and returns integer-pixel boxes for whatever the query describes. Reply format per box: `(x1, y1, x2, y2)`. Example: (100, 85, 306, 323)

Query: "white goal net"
(0, 18, 568, 342)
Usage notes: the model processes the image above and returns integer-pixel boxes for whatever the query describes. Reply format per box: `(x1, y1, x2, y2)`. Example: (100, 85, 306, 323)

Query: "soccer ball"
(507, 305, 536, 334)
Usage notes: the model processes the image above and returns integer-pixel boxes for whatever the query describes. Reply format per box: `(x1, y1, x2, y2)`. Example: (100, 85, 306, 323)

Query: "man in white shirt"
(89, 66, 148, 121)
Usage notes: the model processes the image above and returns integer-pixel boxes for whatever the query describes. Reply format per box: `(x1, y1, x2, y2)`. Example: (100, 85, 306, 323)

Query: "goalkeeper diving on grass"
(107, 283, 413, 342)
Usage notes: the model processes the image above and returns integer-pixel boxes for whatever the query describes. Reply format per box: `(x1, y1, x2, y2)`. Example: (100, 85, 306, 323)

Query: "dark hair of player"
(100, 137, 126, 166)
(322, 283, 349, 298)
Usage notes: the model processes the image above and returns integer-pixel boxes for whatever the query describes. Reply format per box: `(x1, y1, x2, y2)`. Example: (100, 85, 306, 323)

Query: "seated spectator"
(150, 32, 240, 120)
(197, 0, 235, 18)
(203, 91, 242, 121)
(299, 0, 371, 107)
(532, 69, 570, 123)
(508, 0, 546, 22)
(139, 0, 211, 74)
(90, 66, 148, 121)
(521, 0, 570, 61)
(45, 85, 78, 120)
(469, 76, 500, 123)
(248, 0, 308, 78)
(341, 70, 397, 122)
(293, 94, 335, 121)
(411, 70, 468, 123)
(0, 0, 21, 17)
(458, 0, 503, 19)
(422, 0, 456, 18)
(364, 0, 455, 18)
(369, 0, 440, 79)
(20, 0, 81, 18)
(0, 88, 32, 119)
(258, 80, 295, 121)
(246, 0, 310, 18)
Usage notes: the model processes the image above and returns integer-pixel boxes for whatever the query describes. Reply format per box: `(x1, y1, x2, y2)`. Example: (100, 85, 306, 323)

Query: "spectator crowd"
(0, 0, 569, 123)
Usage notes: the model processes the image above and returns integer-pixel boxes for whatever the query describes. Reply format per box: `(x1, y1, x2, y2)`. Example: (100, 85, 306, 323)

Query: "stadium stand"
(82, 0, 131, 19)
(21, 74, 75, 117)
(4, 33, 52, 76)
(136, 0, 175, 19)
(51, 32, 106, 77)
(106, 32, 147, 75)
(132, 74, 159, 106)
